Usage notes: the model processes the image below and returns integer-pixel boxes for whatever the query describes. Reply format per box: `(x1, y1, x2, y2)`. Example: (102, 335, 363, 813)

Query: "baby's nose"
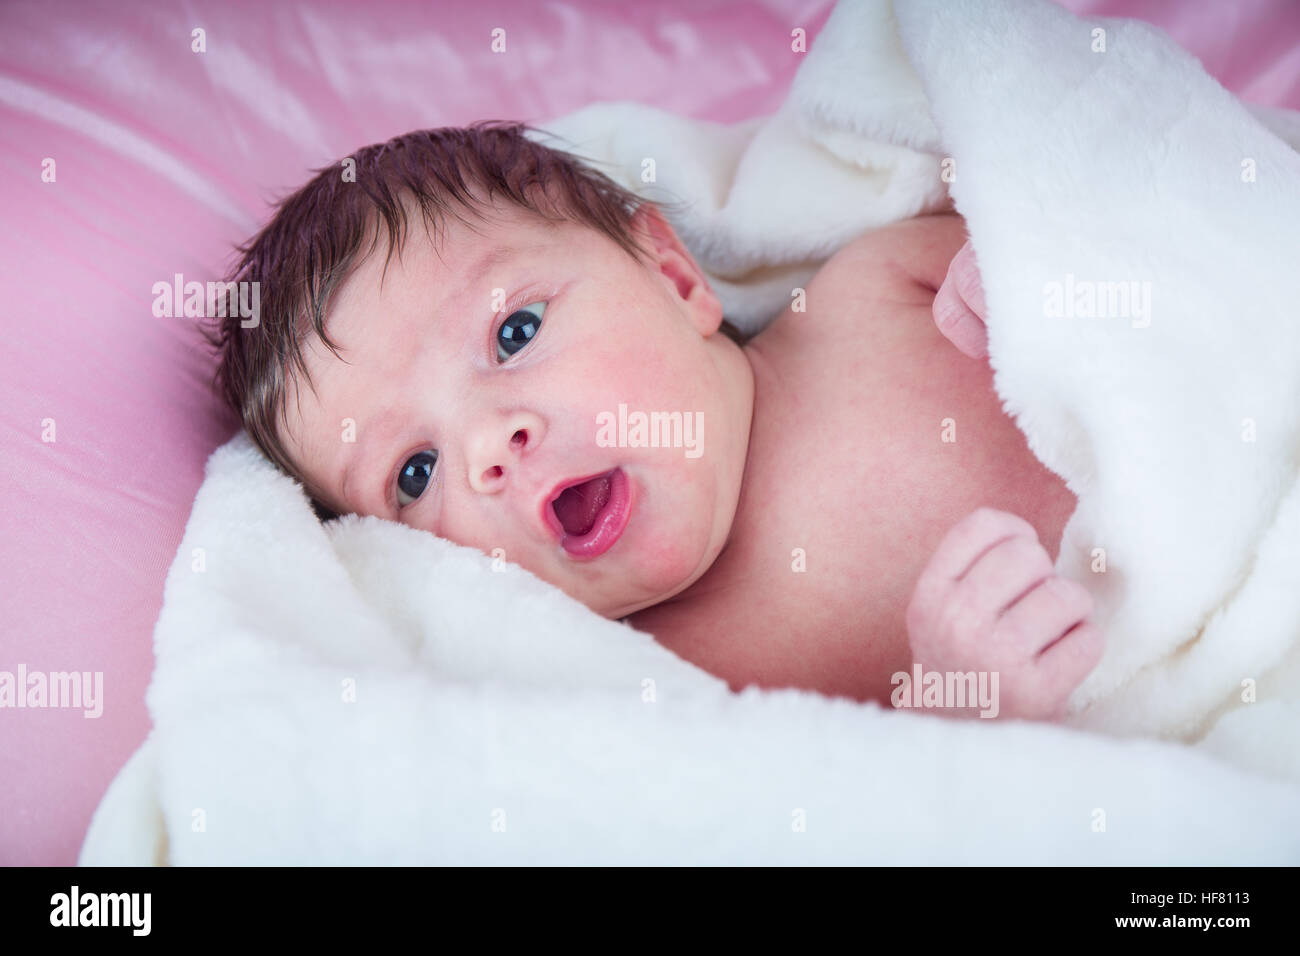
(466, 413, 543, 493)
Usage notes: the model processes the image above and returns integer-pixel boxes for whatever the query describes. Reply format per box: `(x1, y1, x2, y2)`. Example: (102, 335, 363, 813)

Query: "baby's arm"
(905, 508, 1103, 722)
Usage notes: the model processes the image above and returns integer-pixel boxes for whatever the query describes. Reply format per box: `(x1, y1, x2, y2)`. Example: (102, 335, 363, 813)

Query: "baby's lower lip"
(559, 468, 633, 560)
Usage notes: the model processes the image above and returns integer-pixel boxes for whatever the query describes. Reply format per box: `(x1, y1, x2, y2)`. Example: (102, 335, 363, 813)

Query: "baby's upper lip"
(540, 470, 614, 542)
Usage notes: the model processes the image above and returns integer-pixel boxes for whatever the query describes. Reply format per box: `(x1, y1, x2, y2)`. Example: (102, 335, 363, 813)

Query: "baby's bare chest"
(635, 296, 1075, 703)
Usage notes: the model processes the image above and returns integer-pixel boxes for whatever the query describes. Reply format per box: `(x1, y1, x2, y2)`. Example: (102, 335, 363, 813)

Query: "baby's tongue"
(553, 474, 612, 537)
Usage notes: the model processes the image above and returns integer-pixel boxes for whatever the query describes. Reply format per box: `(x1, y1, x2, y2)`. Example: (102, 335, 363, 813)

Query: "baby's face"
(280, 204, 754, 619)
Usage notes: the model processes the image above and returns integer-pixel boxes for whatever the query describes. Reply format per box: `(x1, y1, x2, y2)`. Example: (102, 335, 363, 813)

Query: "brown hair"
(200, 121, 742, 522)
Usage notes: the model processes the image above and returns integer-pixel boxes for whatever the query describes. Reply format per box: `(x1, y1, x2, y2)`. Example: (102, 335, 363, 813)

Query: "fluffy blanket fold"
(83, 0, 1300, 864)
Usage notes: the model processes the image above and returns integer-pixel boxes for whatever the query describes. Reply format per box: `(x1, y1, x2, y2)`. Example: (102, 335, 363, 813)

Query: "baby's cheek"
(584, 337, 680, 403)
(434, 509, 501, 558)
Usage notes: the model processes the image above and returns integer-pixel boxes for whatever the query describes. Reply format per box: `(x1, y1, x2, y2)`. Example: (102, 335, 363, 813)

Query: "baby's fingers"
(1035, 621, 1105, 718)
(933, 281, 987, 360)
(933, 241, 988, 360)
(999, 576, 1094, 656)
(949, 240, 987, 319)
(959, 534, 1055, 615)
(925, 508, 1039, 584)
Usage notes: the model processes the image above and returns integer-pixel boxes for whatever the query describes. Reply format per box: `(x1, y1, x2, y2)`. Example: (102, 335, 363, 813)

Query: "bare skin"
(280, 202, 1083, 715)
(628, 212, 1080, 709)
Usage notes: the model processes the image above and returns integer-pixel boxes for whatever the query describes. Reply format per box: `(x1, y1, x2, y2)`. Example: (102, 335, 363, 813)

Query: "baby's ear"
(630, 204, 723, 336)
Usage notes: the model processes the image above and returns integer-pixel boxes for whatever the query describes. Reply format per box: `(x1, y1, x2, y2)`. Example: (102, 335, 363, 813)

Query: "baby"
(204, 122, 1101, 722)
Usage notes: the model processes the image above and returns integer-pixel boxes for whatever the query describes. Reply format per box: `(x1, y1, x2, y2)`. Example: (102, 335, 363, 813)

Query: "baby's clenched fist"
(904, 507, 1103, 721)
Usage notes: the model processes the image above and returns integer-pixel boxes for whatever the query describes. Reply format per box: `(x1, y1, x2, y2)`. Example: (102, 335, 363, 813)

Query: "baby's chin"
(585, 528, 726, 620)
(589, 586, 683, 622)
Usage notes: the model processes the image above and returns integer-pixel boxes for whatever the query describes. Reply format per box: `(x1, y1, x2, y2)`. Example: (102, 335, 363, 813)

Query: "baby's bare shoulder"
(751, 212, 966, 355)
(811, 212, 968, 297)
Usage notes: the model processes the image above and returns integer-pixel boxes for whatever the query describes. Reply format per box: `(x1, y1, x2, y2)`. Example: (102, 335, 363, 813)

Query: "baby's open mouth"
(553, 473, 612, 537)
(548, 468, 633, 559)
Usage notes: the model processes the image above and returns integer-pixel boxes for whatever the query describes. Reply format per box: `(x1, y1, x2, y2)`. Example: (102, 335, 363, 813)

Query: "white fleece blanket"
(82, 0, 1300, 865)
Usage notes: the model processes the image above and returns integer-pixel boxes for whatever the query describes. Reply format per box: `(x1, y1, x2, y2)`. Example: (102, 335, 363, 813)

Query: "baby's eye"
(496, 301, 545, 362)
(396, 449, 437, 507)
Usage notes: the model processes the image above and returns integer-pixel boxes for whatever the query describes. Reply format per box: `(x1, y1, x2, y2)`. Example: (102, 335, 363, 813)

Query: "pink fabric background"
(0, 0, 1296, 866)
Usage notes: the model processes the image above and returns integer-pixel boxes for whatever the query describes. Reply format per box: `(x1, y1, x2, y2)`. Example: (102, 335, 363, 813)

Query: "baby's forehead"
(287, 213, 565, 407)
(350, 206, 567, 292)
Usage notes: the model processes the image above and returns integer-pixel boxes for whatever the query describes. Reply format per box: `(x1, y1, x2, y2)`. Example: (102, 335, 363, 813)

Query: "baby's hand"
(932, 239, 988, 360)
(904, 508, 1103, 721)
